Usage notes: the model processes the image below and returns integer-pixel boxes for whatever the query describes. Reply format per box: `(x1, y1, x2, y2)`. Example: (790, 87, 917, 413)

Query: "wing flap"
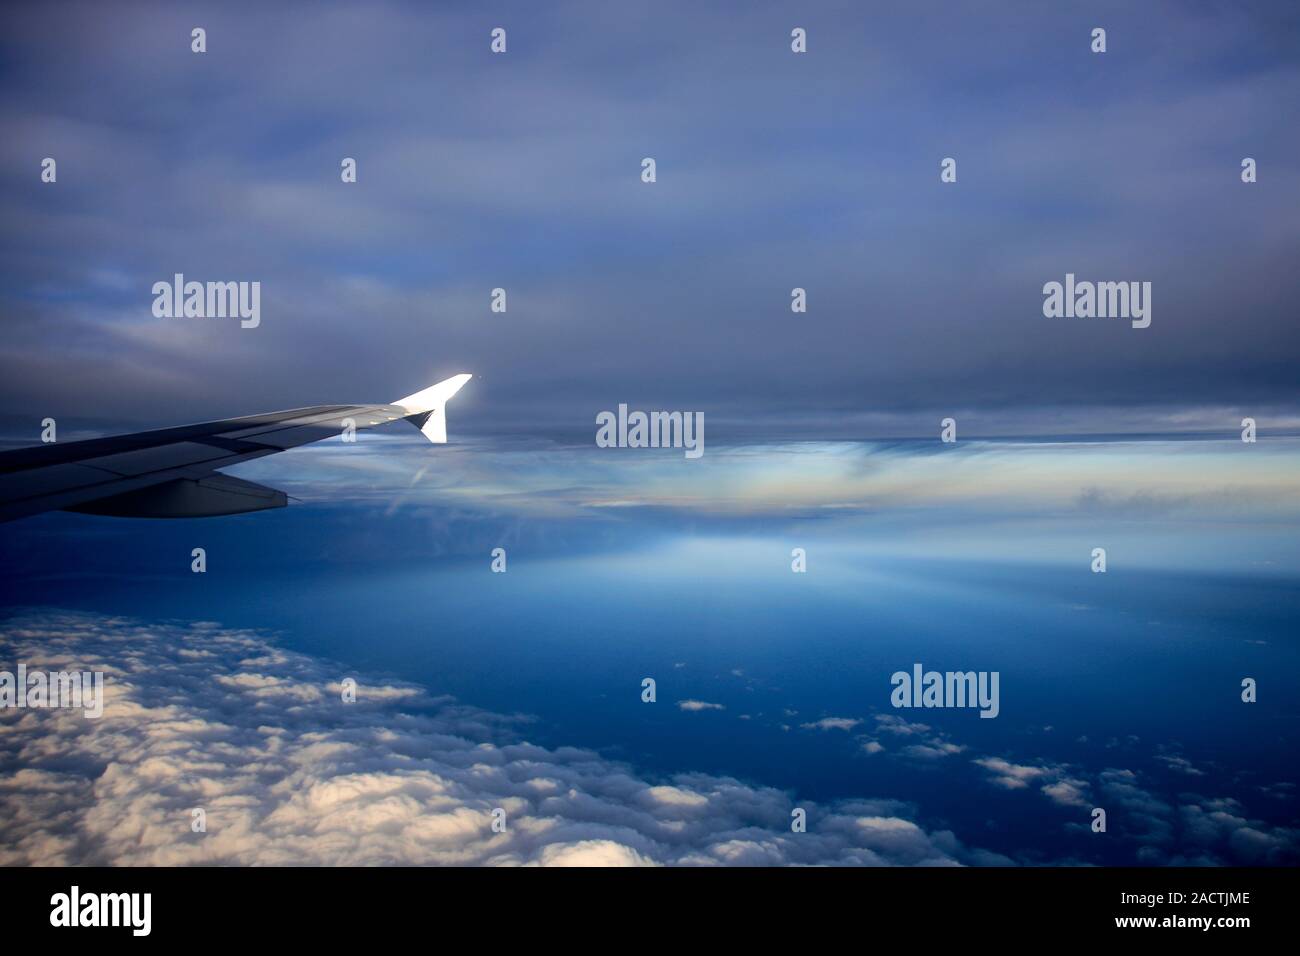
(65, 473, 287, 518)
(0, 463, 122, 499)
(80, 441, 242, 477)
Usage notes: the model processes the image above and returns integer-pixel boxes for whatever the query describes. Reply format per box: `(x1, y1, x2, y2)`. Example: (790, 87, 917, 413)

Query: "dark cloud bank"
(0, 1, 1297, 440)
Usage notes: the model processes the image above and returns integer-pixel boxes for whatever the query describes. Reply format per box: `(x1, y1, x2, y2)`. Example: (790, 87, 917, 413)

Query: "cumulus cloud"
(1040, 778, 1092, 809)
(873, 715, 932, 737)
(975, 758, 1091, 808)
(800, 717, 860, 732)
(902, 741, 967, 761)
(859, 715, 966, 761)
(1174, 799, 1300, 866)
(0, 612, 1007, 866)
(1154, 754, 1205, 777)
(974, 758, 1054, 791)
(971, 755, 1299, 865)
(676, 700, 724, 713)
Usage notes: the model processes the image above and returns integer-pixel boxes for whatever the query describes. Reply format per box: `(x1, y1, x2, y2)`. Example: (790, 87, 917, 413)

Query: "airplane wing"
(0, 373, 472, 523)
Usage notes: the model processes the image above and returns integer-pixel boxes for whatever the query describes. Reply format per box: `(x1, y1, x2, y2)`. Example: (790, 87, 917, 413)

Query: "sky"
(0, 0, 1298, 439)
(1, 1, 1298, 868)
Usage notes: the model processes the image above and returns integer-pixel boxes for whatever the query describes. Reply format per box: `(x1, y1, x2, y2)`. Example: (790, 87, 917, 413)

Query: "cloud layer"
(1, 1, 1298, 436)
(0, 611, 1005, 866)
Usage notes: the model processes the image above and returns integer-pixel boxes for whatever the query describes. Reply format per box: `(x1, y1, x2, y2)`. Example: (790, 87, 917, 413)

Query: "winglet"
(393, 373, 472, 444)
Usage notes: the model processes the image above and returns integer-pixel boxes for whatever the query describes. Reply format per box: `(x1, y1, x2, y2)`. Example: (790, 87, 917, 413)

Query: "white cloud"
(903, 742, 966, 760)
(676, 700, 724, 713)
(533, 840, 657, 867)
(973, 757, 1052, 790)
(800, 717, 860, 732)
(873, 715, 932, 736)
(1041, 778, 1091, 808)
(863, 714, 964, 760)
(1154, 754, 1204, 777)
(0, 612, 1005, 867)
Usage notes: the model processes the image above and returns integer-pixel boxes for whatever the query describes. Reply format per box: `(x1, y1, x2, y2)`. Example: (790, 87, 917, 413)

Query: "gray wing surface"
(0, 374, 471, 522)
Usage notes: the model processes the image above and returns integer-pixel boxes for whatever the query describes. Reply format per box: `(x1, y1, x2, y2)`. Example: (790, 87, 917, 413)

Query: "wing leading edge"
(0, 374, 472, 523)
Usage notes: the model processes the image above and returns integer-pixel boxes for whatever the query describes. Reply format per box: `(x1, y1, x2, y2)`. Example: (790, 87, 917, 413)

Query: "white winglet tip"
(392, 373, 473, 416)
(393, 373, 473, 444)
